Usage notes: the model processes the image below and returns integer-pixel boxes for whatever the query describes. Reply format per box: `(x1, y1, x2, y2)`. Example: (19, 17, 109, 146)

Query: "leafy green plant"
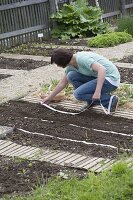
(116, 17, 133, 36)
(41, 83, 50, 94)
(41, 79, 73, 96)
(113, 83, 133, 106)
(41, 79, 60, 94)
(88, 31, 132, 47)
(50, 0, 108, 40)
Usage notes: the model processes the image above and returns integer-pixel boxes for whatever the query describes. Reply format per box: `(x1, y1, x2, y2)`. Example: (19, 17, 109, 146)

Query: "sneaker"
(110, 95, 119, 113)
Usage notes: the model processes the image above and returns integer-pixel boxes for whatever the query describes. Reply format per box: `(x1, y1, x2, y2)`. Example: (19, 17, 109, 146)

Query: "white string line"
(41, 103, 82, 115)
(24, 116, 133, 138)
(24, 117, 54, 123)
(69, 124, 133, 138)
(41, 98, 115, 115)
(18, 128, 131, 152)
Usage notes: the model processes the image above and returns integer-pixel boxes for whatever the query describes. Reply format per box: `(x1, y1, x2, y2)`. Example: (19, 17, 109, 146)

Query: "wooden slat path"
(0, 139, 120, 173)
(20, 96, 133, 120)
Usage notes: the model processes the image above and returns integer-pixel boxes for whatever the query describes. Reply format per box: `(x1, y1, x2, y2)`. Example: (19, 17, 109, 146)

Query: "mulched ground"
(0, 57, 50, 71)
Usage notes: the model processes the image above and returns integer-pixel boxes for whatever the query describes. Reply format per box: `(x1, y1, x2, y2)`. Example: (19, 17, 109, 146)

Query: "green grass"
(3, 160, 133, 200)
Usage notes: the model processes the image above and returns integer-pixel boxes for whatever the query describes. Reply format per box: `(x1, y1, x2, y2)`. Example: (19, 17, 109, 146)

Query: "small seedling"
(40, 79, 73, 101)
(113, 83, 133, 106)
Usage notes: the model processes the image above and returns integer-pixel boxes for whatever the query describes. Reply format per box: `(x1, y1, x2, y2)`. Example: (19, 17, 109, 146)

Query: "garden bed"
(117, 54, 133, 84)
(0, 155, 86, 198)
(0, 57, 50, 71)
(117, 67, 133, 84)
(0, 101, 132, 160)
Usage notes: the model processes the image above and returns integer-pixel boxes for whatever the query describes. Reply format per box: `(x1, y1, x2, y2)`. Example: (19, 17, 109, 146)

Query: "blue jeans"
(67, 71, 117, 108)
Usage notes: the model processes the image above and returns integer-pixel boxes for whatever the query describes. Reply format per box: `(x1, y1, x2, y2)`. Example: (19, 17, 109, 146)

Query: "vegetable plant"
(113, 83, 133, 106)
(50, 0, 108, 40)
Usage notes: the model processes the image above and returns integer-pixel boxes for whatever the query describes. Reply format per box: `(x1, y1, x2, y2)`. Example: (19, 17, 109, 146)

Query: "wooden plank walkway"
(0, 139, 132, 171)
(0, 139, 119, 173)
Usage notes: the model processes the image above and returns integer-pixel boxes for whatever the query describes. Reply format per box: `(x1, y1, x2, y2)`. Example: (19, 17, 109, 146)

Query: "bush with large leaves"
(50, 0, 108, 40)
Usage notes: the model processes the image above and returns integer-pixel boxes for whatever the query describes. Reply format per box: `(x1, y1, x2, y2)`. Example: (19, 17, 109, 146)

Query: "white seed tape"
(69, 124, 133, 138)
(23, 116, 133, 138)
(18, 128, 131, 152)
(41, 96, 116, 115)
(41, 103, 87, 115)
(24, 116, 54, 123)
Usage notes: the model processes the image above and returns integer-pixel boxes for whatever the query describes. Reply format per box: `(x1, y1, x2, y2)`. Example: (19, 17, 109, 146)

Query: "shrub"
(116, 17, 133, 36)
(50, 0, 108, 40)
(88, 32, 132, 47)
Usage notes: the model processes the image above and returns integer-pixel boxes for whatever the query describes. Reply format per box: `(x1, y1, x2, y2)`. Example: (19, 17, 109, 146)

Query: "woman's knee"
(73, 89, 81, 100)
(67, 71, 78, 82)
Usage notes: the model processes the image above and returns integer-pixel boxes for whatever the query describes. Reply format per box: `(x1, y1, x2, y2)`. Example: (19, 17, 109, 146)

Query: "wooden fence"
(101, 0, 132, 20)
(0, 0, 133, 51)
(0, 0, 54, 50)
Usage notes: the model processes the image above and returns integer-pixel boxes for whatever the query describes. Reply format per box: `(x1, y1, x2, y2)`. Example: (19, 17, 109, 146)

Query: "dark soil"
(0, 57, 50, 71)
(117, 54, 133, 83)
(3, 39, 91, 57)
(0, 74, 12, 80)
(0, 101, 132, 160)
(42, 38, 89, 46)
(0, 155, 86, 198)
(118, 55, 133, 64)
(117, 67, 133, 84)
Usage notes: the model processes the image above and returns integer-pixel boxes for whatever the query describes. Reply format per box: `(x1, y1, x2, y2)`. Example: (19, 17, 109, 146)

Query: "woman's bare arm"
(42, 75, 68, 104)
(91, 63, 106, 99)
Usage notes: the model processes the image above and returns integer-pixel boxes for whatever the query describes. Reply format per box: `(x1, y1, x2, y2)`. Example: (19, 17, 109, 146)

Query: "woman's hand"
(92, 92, 101, 100)
(41, 75, 68, 105)
(41, 95, 52, 105)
